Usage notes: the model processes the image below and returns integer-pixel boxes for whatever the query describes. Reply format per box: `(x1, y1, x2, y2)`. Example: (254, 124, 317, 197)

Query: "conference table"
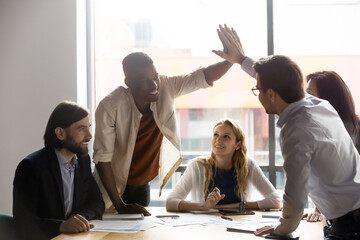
(53, 207, 324, 240)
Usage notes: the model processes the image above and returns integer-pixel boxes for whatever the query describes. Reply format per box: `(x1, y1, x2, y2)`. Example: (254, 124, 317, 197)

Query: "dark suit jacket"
(13, 148, 105, 240)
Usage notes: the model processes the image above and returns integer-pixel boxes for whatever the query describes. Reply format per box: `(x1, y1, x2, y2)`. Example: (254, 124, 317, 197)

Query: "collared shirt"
(274, 95, 360, 235)
(55, 149, 77, 218)
(93, 67, 210, 208)
(241, 56, 360, 235)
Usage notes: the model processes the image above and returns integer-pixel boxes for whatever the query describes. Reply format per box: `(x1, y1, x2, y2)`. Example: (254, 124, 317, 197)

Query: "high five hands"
(212, 24, 246, 65)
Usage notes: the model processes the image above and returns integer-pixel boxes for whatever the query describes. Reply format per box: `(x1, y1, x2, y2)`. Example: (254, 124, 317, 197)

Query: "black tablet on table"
(219, 209, 255, 215)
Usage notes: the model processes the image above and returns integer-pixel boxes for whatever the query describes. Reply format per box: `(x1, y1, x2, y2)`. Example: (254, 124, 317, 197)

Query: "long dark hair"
(43, 101, 89, 149)
(306, 71, 360, 147)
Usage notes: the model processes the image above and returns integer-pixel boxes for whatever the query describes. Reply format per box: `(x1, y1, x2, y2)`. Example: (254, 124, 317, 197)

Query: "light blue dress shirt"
(241, 57, 360, 235)
(55, 149, 77, 218)
(274, 95, 360, 235)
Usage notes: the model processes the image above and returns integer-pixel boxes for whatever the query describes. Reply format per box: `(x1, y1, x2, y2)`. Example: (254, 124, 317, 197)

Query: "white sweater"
(166, 157, 282, 211)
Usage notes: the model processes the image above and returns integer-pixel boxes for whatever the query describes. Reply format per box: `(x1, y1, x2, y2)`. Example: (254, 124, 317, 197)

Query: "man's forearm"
(95, 162, 125, 210)
(203, 60, 233, 86)
(239, 57, 256, 79)
(274, 200, 303, 236)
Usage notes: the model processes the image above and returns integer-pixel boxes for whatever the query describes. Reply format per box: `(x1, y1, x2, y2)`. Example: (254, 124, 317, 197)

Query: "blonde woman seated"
(166, 119, 281, 212)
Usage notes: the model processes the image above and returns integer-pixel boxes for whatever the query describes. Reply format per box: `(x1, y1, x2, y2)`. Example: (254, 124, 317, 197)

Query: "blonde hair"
(197, 119, 249, 199)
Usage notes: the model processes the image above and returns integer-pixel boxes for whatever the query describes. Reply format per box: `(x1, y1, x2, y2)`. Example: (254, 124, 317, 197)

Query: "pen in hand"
(221, 216, 233, 221)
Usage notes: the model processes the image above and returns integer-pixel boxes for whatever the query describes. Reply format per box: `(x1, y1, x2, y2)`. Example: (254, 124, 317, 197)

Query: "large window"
(92, 0, 268, 204)
(272, 2, 360, 156)
(91, 0, 360, 206)
(273, 0, 360, 105)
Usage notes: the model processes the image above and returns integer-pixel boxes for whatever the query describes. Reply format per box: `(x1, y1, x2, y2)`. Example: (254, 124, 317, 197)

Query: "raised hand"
(212, 24, 246, 64)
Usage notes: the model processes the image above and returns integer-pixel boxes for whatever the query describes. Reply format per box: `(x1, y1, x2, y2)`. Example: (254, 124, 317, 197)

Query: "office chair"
(0, 214, 14, 239)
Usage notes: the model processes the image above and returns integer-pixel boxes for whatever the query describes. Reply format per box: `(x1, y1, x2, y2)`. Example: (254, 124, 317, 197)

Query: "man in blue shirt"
(213, 24, 360, 239)
(13, 101, 105, 240)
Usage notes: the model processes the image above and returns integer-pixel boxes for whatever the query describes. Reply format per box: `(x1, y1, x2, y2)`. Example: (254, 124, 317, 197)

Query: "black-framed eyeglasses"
(251, 87, 262, 96)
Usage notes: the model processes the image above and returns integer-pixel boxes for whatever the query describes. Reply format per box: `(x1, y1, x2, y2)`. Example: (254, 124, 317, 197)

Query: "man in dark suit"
(13, 101, 105, 240)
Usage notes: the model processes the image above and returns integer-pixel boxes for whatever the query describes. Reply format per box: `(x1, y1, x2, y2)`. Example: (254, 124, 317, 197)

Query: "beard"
(61, 136, 89, 156)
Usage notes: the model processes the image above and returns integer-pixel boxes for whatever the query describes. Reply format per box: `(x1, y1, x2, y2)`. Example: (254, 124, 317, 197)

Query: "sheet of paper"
(90, 218, 157, 233)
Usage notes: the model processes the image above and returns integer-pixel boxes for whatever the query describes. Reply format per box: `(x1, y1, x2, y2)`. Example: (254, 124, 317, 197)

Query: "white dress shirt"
(274, 95, 360, 235)
(241, 56, 360, 235)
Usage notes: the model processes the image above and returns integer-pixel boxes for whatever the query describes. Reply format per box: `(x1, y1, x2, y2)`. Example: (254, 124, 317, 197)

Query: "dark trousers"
(324, 215, 360, 239)
(121, 183, 150, 207)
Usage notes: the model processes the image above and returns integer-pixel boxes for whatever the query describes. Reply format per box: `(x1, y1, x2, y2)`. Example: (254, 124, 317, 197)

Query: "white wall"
(0, 0, 78, 214)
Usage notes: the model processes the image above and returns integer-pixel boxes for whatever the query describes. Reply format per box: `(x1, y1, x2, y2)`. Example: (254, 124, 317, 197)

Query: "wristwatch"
(239, 201, 246, 212)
